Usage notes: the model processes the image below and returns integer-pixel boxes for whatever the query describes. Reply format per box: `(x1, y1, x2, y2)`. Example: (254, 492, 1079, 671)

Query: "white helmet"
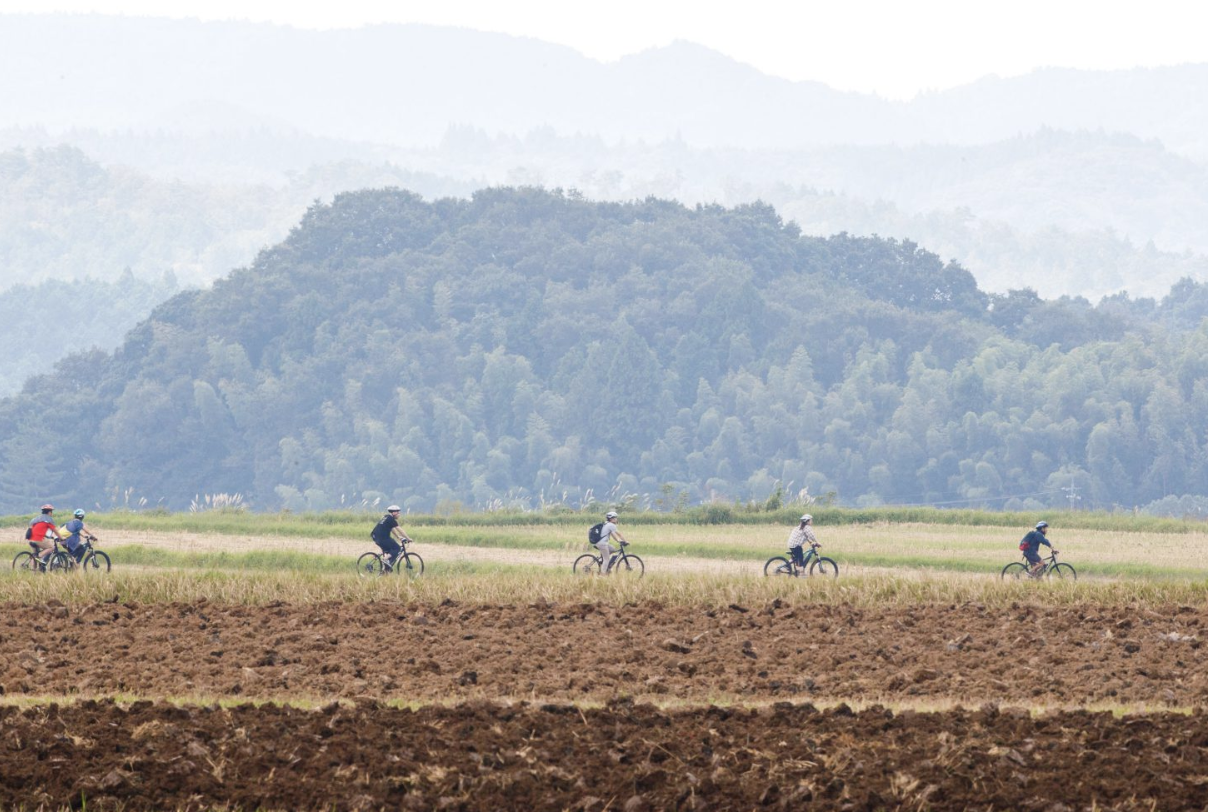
(605, 511, 618, 520)
(800, 514, 812, 523)
(387, 505, 401, 512)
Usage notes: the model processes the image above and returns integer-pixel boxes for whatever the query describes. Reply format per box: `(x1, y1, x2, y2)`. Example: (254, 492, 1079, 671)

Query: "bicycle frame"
(1025, 550, 1060, 574)
(574, 541, 644, 577)
(788, 543, 822, 575)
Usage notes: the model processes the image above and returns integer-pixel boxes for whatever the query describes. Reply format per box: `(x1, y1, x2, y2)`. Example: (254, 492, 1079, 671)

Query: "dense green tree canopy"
(2, 187, 1206, 515)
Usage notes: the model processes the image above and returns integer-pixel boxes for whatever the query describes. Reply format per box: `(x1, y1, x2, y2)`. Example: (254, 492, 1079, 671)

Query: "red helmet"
(41, 503, 54, 511)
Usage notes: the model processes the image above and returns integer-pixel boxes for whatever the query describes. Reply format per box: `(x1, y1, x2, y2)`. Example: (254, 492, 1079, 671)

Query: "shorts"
(1022, 548, 1041, 565)
(374, 537, 401, 559)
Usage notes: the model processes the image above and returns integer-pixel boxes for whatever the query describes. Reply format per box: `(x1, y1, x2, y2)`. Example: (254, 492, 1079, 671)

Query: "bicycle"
(60, 535, 111, 573)
(12, 538, 72, 573)
(763, 542, 838, 578)
(573, 540, 644, 578)
(1000, 550, 1076, 581)
(356, 538, 424, 578)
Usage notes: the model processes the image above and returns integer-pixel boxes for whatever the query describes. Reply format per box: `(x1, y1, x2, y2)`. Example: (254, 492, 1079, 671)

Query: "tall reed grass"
(5, 567, 1208, 609)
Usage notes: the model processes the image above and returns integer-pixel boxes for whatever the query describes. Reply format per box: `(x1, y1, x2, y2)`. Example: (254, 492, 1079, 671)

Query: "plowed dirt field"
(4, 600, 1207, 706)
(6, 698, 1208, 811)
(5, 597, 1208, 810)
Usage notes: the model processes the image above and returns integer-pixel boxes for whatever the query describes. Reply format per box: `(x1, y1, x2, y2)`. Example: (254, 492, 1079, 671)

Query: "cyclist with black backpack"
(589, 510, 628, 574)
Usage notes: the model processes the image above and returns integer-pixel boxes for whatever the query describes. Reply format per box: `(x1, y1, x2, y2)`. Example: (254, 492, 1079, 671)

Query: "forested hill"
(3, 188, 1208, 515)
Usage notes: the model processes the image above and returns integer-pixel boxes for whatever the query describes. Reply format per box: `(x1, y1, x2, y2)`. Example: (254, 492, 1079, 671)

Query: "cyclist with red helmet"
(27, 504, 62, 565)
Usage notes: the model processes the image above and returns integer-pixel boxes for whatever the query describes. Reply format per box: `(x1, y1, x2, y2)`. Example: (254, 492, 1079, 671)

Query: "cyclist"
(27, 504, 61, 565)
(62, 509, 94, 562)
(786, 513, 818, 571)
(597, 510, 627, 574)
(371, 505, 410, 568)
(1019, 520, 1056, 576)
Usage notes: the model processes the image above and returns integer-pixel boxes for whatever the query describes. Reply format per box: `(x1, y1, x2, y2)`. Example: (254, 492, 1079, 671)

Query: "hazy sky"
(2, 0, 1206, 99)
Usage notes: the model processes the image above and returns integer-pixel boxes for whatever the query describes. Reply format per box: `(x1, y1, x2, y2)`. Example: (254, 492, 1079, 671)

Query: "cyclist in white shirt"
(597, 510, 628, 574)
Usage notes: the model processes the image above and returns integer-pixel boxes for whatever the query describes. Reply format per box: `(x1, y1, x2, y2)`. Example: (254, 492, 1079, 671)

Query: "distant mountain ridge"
(4, 188, 1208, 514)
(4, 14, 1208, 160)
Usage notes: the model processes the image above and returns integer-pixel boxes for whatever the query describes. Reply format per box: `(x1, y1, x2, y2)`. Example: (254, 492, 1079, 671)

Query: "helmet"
(800, 514, 812, 523)
(1036, 521, 1049, 530)
(41, 503, 54, 512)
(73, 509, 85, 518)
(605, 511, 618, 520)
(387, 505, 401, 512)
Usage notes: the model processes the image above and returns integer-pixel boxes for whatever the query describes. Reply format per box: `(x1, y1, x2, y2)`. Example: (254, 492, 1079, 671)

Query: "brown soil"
(4, 698, 1208, 811)
(6, 599, 1208, 810)
(2, 600, 1207, 706)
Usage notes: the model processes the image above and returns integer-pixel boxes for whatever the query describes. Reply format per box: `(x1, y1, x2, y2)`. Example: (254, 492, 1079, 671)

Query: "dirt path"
(95, 529, 961, 579)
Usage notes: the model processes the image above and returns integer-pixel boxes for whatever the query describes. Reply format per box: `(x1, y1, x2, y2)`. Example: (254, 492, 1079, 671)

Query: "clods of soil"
(4, 699, 1208, 811)
(1, 600, 1206, 705)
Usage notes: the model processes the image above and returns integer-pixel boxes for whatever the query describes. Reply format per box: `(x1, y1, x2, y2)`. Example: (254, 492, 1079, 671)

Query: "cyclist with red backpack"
(1019, 520, 1057, 576)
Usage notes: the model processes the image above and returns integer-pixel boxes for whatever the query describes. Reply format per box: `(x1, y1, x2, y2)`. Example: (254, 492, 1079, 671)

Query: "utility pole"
(1062, 477, 1082, 511)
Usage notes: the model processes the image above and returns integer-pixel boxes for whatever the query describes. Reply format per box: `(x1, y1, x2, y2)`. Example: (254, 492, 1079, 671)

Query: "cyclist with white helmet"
(786, 514, 819, 570)
(370, 505, 410, 568)
(1019, 521, 1056, 576)
(63, 509, 94, 562)
(597, 510, 628, 574)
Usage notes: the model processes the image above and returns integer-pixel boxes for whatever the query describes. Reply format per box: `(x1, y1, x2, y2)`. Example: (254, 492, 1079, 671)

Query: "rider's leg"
(790, 545, 805, 570)
(376, 539, 400, 568)
(1024, 550, 1042, 576)
(597, 540, 614, 573)
(32, 538, 54, 564)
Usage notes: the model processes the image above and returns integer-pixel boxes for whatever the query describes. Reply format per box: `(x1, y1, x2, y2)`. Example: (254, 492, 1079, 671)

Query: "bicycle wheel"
(395, 552, 424, 577)
(12, 551, 39, 572)
(573, 553, 603, 575)
(611, 553, 644, 578)
(81, 551, 111, 573)
(48, 552, 72, 572)
(763, 556, 796, 577)
(1000, 562, 1029, 580)
(809, 556, 839, 578)
(1048, 562, 1077, 581)
(356, 552, 386, 578)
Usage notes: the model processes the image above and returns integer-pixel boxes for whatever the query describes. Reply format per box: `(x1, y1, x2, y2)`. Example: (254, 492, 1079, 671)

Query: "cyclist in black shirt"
(371, 505, 409, 568)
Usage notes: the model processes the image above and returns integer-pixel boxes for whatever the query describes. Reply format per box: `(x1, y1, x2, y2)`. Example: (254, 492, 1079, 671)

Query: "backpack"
(588, 522, 604, 545)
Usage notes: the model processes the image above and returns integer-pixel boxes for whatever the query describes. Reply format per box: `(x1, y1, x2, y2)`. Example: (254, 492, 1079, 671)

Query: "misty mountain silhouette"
(3, 14, 1206, 159)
